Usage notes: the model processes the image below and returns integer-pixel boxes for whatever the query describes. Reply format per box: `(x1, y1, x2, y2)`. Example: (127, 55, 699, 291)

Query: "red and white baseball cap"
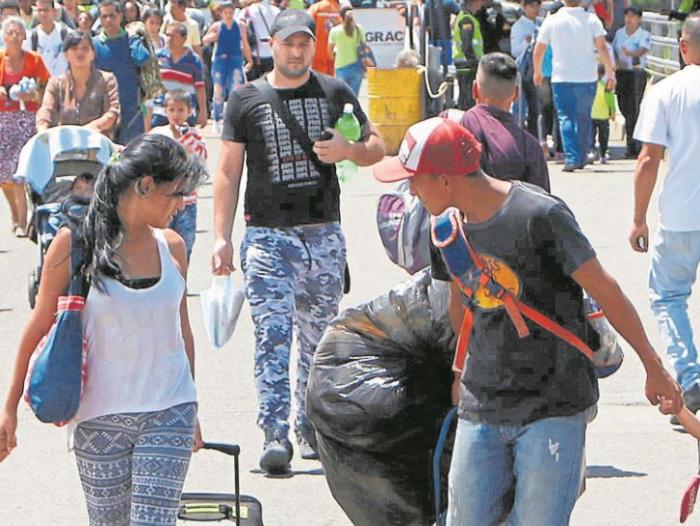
(373, 117, 483, 183)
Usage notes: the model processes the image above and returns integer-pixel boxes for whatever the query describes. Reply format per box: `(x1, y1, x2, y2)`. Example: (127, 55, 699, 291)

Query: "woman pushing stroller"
(0, 134, 207, 526)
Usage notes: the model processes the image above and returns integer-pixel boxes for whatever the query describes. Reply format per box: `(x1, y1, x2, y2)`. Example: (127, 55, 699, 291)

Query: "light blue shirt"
(612, 26, 651, 70)
(542, 46, 553, 78)
(510, 15, 537, 60)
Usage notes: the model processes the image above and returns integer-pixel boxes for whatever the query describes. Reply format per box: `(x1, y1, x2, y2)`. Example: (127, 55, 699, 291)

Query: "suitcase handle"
(200, 442, 241, 526)
(202, 442, 240, 457)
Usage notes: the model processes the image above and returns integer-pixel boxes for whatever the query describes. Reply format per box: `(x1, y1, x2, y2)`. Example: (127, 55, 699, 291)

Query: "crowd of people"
(0, 0, 373, 239)
(0, 0, 698, 524)
(427, 0, 654, 170)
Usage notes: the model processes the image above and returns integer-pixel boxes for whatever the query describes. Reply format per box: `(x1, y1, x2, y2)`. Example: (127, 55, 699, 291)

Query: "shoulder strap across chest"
(431, 208, 595, 372)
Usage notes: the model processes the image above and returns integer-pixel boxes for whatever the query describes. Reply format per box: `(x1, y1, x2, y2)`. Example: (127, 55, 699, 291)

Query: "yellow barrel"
(367, 67, 423, 155)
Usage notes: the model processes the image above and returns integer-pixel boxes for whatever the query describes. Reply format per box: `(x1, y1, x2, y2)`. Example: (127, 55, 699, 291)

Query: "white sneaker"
(212, 120, 222, 136)
(601, 153, 609, 164)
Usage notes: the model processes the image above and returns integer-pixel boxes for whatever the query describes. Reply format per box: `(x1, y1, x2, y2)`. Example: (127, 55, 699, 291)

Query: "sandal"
(12, 224, 27, 238)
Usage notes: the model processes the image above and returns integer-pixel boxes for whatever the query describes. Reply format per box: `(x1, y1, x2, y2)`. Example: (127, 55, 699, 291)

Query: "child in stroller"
(27, 171, 97, 308)
(14, 125, 116, 308)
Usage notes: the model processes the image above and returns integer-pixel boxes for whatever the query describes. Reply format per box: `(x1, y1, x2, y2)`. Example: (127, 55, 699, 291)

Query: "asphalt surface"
(0, 114, 698, 526)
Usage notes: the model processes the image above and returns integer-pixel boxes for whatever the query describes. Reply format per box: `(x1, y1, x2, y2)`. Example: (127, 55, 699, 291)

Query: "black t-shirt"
(222, 73, 368, 227)
(436, 182, 599, 425)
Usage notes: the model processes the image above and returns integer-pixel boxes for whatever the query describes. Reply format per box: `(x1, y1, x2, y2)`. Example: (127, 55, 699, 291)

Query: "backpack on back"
(129, 28, 165, 101)
(30, 25, 68, 51)
(376, 180, 431, 275)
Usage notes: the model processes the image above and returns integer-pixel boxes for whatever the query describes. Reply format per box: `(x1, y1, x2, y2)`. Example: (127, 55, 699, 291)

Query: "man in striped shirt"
(151, 21, 207, 129)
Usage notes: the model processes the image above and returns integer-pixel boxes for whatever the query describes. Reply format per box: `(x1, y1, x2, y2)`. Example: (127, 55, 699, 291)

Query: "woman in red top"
(0, 17, 50, 237)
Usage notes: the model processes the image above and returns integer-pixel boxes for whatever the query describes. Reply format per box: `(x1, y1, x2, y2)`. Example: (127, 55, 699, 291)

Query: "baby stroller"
(14, 126, 115, 308)
(178, 442, 263, 525)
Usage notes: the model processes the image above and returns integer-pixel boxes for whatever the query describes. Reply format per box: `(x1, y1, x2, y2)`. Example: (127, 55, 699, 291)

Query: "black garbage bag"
(307, 270, 456, 526)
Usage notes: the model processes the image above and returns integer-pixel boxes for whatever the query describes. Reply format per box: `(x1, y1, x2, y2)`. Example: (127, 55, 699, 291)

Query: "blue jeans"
(551, 82, 596, 166)
(649, 229, 700, 391)
(431, 38, 453, 67)
(447, 412, 587, 526)
(168, 203, 196, 261)
(335, 61, 364, 96)
(212, 55, 246, 121)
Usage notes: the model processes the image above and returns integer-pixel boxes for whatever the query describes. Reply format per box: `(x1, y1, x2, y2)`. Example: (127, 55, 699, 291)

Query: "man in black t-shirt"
(373, 117, 681, 525)
(211, 9, 384, 475)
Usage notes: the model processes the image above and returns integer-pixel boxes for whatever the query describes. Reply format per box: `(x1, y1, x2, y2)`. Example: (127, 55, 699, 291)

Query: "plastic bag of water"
(200, 275, 245, 349)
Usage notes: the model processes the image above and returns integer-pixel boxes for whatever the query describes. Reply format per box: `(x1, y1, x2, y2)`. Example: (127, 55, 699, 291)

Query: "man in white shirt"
(239, 0, 280, 80)
(22, 0, 70, 76)
(612, 5, 650, 157)
(532, 0, 616, 171)
(630, 14, 700, 423)
(510, 0, 541, 137)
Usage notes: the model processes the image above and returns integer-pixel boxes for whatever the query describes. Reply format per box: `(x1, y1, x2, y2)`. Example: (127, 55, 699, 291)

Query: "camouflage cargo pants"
(240, 222, 346, 441)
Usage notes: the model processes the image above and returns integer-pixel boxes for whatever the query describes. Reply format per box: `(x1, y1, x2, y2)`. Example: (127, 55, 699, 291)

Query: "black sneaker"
(260, 436, 293, 475)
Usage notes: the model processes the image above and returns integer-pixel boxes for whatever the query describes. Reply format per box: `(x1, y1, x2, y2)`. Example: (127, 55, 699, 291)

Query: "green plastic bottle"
(334, 103, 361, 183)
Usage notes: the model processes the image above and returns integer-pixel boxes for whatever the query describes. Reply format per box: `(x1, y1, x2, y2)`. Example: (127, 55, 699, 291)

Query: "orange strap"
(443, 208, 595, 372)
(515, 300, 596, 361)
(453, 308, 473, 372)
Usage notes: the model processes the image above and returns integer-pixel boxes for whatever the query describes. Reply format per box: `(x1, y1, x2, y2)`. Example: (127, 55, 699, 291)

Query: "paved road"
(0, 127, 698, 525)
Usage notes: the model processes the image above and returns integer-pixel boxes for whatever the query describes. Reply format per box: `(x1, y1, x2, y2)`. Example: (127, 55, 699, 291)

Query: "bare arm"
(572, 257, 682, 413)
(240, 23, 254, 71)
(0, 228, 72, 461)
(240, 22, 253, 65)
(533, 41, 547, 86)
(35, 77, 58, 130)
(195, 84, 207, 128)
(449, 280, 464, 404)
(629, 143, 663, 252)
(202, 22, 219, 46)
(211, 141, 246, 275)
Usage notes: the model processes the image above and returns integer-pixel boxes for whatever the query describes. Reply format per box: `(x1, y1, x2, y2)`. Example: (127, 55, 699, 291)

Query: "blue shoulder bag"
(24, 229, 89, 424)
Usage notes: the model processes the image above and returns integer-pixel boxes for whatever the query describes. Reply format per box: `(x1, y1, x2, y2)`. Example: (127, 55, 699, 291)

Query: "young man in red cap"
(373, 116, 682, 525)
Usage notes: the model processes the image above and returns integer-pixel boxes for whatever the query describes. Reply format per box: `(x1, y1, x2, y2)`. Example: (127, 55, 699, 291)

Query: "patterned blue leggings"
(73, 402, 197, 526)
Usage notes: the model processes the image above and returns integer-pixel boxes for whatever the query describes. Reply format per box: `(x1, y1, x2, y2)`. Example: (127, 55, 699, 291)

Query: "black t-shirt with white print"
(436, 182, 600, 425)
(222, 72, 368, 227)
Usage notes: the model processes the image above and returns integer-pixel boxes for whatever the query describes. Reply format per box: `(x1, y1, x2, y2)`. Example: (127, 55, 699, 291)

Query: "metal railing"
(643, 11, 682, 78)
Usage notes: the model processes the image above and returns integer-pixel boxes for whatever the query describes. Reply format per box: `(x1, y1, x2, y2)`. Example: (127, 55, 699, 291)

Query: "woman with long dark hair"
(0, 134, 207, 526)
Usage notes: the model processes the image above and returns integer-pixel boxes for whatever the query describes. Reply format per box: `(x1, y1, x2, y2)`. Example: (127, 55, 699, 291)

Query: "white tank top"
(74, 229, 197, 426)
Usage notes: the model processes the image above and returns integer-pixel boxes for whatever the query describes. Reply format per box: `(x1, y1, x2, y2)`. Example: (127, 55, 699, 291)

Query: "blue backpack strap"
(431, 208, 479, 280)
(433, 406, 459, 526)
